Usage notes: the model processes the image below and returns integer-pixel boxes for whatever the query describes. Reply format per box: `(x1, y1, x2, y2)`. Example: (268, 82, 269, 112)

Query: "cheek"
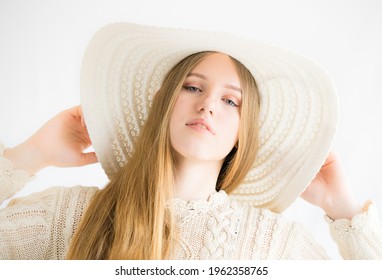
(171, 94, 189, 120)
(228, 113, 240, 138)
(219, 113, 240, 146)
(170, 94, 183, 121)
(230, 124, 240, 146)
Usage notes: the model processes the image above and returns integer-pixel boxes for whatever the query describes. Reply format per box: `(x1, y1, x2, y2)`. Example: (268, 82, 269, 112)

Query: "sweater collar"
(169, 191, 228, 221)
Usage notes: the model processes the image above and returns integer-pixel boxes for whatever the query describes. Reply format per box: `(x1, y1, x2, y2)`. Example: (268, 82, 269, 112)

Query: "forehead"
(189, 53, 241, 86)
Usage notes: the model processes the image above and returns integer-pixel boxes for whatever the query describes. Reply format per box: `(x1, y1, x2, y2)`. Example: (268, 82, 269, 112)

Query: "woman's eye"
(223, 99, 239, 107)
(183, 86, 201, 92)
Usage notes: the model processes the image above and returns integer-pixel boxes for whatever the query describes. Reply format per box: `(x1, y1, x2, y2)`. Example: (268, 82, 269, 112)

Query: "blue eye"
(224, 99, 238, 107)
(183, 86, 201, 92)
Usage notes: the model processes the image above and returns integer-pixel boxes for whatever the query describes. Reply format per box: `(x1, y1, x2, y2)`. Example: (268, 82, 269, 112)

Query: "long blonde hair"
(66, 51, 260, 259)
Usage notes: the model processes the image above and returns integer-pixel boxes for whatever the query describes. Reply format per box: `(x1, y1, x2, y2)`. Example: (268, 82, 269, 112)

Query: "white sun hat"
(80, 22, 338, 213)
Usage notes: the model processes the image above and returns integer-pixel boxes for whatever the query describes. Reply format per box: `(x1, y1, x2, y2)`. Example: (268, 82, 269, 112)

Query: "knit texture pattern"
(1, 153, 381, 259)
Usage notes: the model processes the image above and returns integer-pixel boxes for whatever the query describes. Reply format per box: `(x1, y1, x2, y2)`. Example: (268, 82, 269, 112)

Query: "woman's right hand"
(3, 105, 98, 175)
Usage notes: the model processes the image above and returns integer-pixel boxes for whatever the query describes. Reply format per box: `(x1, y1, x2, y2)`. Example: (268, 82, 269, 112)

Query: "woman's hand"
(4, 105, 98, 175)
(301, 152, 363, 220)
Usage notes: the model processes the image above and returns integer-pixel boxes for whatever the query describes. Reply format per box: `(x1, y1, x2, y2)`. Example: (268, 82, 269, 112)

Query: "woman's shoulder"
(2, 185, 100, 259)
(227, 195, 279, 216)
(227, 195, 299, 227)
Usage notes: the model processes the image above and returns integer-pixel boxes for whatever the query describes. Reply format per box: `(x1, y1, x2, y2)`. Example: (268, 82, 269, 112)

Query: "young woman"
(1, 23, 381, 260)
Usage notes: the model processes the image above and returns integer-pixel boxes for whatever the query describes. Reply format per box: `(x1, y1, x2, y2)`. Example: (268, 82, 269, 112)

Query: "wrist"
(324, 197, 363, 220)
(3, 141, 47, 176)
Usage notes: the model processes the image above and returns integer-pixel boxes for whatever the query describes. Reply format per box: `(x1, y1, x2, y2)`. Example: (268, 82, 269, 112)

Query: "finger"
(78, 152, 98, 166)
(77, 106, 86, 128)
(81, 125, 93, 145)
(67, 105, 86, 127)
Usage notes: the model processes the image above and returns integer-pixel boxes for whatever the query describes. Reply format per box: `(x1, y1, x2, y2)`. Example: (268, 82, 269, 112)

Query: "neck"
(173, 156, 223, 201)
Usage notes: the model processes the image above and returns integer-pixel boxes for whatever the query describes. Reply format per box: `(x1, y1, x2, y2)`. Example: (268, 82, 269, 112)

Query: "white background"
(0, 0, 381, 259)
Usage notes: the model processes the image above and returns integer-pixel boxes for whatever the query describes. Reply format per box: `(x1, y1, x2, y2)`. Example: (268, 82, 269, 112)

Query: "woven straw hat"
(80, 22, 338, 212)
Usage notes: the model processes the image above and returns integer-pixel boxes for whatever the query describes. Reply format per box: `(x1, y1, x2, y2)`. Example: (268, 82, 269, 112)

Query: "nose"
(196, 90, 216, 115)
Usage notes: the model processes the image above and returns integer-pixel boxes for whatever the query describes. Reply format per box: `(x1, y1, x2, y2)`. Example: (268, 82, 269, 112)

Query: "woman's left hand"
(300, 152, 363, 220)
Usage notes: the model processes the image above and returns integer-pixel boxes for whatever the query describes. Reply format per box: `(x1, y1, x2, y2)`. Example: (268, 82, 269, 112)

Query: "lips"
(186, 118, 215, 135)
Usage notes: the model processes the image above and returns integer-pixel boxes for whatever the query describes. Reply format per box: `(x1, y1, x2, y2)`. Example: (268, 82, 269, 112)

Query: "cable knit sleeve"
(325, 201, 382, 259)
(0, 143, 30, 203)
(0, 142, 99, 259)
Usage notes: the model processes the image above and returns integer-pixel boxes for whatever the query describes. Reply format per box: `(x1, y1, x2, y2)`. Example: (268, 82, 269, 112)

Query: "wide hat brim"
(80, 22, 338, 213)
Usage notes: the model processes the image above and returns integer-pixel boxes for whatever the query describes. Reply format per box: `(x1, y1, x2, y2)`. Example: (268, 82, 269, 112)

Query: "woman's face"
(169, 53, 241, 164)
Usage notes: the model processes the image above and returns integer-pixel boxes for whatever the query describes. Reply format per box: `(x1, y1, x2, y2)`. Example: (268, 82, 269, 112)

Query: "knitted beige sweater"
(1, 153, 382, 259)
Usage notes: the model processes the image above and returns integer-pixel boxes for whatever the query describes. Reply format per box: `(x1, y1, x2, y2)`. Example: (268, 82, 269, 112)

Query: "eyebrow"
(187, 72, 242, 93)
